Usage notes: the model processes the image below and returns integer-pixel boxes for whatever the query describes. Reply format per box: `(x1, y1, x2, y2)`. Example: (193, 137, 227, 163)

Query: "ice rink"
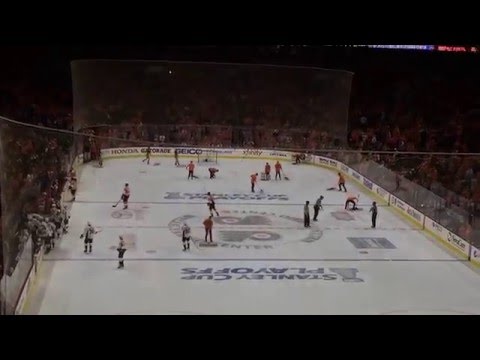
(24, 156, 480, 314)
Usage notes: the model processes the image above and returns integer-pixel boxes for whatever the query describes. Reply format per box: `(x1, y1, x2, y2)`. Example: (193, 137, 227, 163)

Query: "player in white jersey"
(52, 208, 63, 237)
(69, 177, 77, 201)
(47, 220, 57, 250)
(61, 205, 70, 233)
(207, 192, 220, 216)
(122, 183, 130, 210)
(181, 223, 191, 251)
(80, 221, 97, 253)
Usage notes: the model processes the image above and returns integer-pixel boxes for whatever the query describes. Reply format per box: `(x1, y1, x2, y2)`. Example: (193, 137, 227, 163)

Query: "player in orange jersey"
(338, 173, 347, 192)
(203, 215, 214, 243)
(186, 161, 196, 180)
(274, 161, 282, 180)
(264, 162, 271, 180)
(251, 173, 258, 192)
(345, 194, 359, 210)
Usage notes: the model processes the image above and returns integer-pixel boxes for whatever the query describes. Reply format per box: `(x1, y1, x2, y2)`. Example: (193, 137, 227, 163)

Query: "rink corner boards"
(310, 157, 478, 268)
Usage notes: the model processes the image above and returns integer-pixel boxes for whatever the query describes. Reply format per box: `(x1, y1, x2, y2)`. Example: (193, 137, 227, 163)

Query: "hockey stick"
(282, 170, 290, 180)
(112, 199, 122, 208)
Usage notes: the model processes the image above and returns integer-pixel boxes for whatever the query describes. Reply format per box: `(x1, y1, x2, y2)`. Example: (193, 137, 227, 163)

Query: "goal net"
(198, 150, 218, 164)
(291, 152, 313, 164)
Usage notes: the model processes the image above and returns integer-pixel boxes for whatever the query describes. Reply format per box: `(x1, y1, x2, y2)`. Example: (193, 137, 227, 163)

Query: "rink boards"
(17, 148, 480, 315)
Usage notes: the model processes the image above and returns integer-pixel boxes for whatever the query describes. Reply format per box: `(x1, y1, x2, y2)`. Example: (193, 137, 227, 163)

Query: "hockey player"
(41, 220, 54, 253)
(80, 221, 97, 253)
(304, 201, 310, 228)
(187, 161, 196, 180)
(264, 162, 271, 180)
(47, 220, 56, 250)
(313, 195, 324, 221)
(274, 161, 282, 180)
(370, 201, 378, 228)
(117, 236, 126, 269)
(174, 148, 180, 166)
(338, 173, 347, 192)
(122, 183, 130, 210)
(61, 205, 70, 234)
(208, 167, 219, 179)
(142, 146, 151, 165)
(36, 221, 50, 253)
(98, 151, 103, 168)
(250, 173, 258, 192)
(207, 192, 220, 216)
(203, 215, 213, 243)
(181, 223, 191, 251)
(345, 195, 359, 211)
(52, 208, 63, 238)
(69, 177, 77, 201)
(294, 153, 302, 164)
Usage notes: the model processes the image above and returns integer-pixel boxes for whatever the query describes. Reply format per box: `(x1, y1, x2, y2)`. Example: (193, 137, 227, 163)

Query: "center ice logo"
(168, 210, 322, 250)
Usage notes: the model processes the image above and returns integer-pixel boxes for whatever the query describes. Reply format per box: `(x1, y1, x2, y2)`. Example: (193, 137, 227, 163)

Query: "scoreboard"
(329, 45, 479, 53)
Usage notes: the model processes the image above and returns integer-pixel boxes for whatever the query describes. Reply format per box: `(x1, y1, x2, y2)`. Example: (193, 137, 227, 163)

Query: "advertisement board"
(424, 217, 470, 257)
(471, 245, 480, 265)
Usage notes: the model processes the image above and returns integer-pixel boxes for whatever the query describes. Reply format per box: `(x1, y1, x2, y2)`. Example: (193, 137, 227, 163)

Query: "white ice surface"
(24, 158, 480, 315)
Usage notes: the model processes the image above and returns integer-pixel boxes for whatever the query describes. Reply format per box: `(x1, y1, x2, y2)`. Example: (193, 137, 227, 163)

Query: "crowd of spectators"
(1, 45, 480, 311)
(0, 80, 74, 287)
(75, 55, 480, 239)
(343, 51, 480, 241)
(72, 60, 352, 147)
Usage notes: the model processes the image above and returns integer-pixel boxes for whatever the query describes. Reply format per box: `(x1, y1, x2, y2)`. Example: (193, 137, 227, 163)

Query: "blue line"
(74, 200, 389, 207)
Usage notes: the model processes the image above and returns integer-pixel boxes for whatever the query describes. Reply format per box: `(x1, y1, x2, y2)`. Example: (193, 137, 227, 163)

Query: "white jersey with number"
(83, 224, 95, 240)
